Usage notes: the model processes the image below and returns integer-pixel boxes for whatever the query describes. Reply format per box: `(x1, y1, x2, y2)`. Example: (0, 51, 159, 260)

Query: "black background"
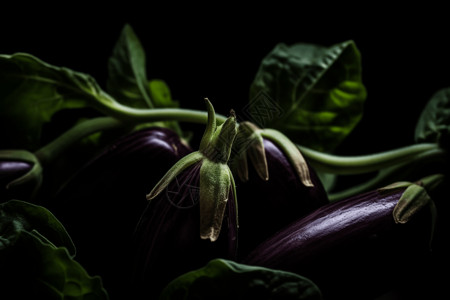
(1, 7, 449, 299)
(1, 7, 449, 155)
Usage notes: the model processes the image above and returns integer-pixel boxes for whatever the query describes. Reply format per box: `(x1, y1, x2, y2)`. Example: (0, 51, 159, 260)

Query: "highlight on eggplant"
(0, 150, 42, 202)
(243, 175, 440, 300)
(230, 121, 329, 259)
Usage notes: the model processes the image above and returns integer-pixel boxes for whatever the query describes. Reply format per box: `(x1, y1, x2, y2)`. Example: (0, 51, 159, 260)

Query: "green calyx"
(377, 174, 444, 249)
(231, 121, 268, 182)
(146, 98, 238, 242)
(200, 100, 238, 164)
(377, 174, 443, 224)
(378, 178, 434, 224)
(231, 121, 314, 188)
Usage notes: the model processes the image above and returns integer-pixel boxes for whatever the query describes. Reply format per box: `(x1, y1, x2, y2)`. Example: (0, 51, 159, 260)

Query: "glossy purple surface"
(243, 188, 433, 299)
(0, 161, 32, 201)
(235, 139, 329, 259)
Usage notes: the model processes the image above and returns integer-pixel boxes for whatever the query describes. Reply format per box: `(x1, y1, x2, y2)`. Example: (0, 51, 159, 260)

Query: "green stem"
(34, 108, 228, 167)
(328, 148, 447, 202)
(34, 117, 123, 166)
(298, 143, 442, 175)
(96, 92, 228, 124)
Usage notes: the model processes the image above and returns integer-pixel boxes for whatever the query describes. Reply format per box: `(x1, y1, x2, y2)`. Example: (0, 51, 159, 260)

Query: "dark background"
(1, 8, 449, 155)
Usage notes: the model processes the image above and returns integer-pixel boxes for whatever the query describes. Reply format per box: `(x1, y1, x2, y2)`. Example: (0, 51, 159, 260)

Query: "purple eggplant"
(0, 161, 32, 200)
(0, 150, 42, 201)
(131, 99, 239, 299)
(131, 163, 238, 299)
(230, 122, 329, 259)
(45, 127, 192, 298)
(236, 138, 329, 258)
(243, 179, 437, 299)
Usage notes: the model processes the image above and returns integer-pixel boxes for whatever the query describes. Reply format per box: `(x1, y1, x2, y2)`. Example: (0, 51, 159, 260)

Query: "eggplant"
(132, 163, 238, 299)
(45, 127, 192, 299)
(0, 160, 32, 200)
(230, 122, 329, 259)
(243, 179, 437, 300)
(131, 99, 239, 299)
(235, 138, 329, 258)
(0, 150, 42, 202)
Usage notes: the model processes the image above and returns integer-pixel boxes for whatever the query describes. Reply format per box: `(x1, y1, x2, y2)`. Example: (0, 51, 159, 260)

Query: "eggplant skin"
(0, 161, 32, 201)
(243, 188, 434, 300)
(235, 139, 329, 259)
(131, 162, 239, 299)
(45, 127, 192, 299)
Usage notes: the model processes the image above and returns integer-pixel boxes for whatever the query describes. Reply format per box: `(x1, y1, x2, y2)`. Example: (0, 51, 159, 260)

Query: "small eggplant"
(243, 176, 440, 300)
(231, 122, 329, 258)
(0, 161, 32, 199)
(0, 150, 42, 202)
(45, 126, 192, 298)
(131, 99, 239, 299)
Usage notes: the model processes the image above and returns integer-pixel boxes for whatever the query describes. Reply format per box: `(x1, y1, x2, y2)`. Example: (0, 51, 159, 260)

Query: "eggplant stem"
(327, 148, 447, 202)
(297, 143, 443, 175)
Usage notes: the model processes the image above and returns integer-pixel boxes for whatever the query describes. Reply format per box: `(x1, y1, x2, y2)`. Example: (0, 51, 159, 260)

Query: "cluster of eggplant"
(1, 102, 442, 300)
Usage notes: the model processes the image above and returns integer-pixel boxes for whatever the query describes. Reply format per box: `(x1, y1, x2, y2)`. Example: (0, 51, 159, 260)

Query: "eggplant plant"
(0, 23, 449, 300)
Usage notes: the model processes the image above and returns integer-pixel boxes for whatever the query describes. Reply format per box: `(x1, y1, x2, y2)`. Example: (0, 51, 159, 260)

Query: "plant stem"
(297, 143, 442, 175)
(327, 148, 447, 202)
(96, 92, 228, 124)
(34, 117, 123, 166)
(34, 108, 228, 167)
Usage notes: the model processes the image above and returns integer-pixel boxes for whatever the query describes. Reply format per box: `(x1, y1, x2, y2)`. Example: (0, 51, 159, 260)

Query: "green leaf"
(0, 200, 109, 299)
(415, 87, 450, 148)
(106, 23, 153, 109)
(159, 258, 322, 300)
(249, 40, 367, 152)
(149, 79, 179, 108)
(2, 230, 109, 299)
(27, 230, 109, 299)
(0, 200, 75, 255)
(106, 24, 184, 136)
(0, 53, 114, 150)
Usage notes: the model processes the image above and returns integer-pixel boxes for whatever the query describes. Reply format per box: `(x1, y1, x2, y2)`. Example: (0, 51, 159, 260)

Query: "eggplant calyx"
(393, 184, 432, 224)
(260, 128, 314, 187)
(377, 173, 444, 225)
(231, 121, 268, 182)
(199, 160, 235, 241)
(146, 151, 205, 201)
(230, 121, 314, 186)
(146, 99, 238, 242)
(378, 179, 433, 224)
(201, 111, 238, 164)
(0, 150, 43, 199)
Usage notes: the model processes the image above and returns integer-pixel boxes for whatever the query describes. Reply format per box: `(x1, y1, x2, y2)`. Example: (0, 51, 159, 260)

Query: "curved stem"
(95, 93, 228, 125)
(34, 117, 123, 166)
(327, 148, 447, 202)
(34, 107, 228, 167)
(298, 143, 441, 175)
